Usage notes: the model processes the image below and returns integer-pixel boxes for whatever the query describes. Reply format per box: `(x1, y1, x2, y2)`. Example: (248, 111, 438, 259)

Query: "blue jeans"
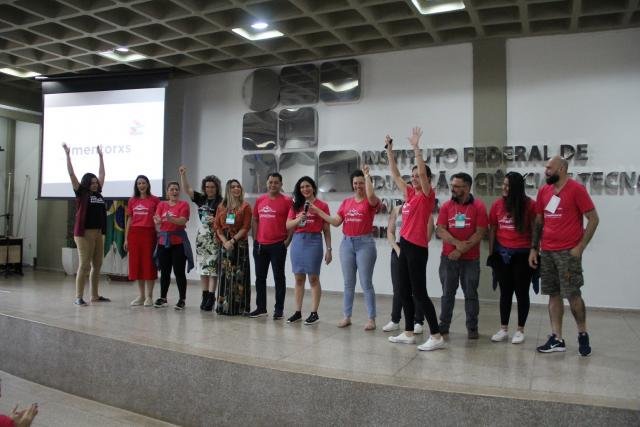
(339, 235, 377, 319)
(438, 255, 480, 332)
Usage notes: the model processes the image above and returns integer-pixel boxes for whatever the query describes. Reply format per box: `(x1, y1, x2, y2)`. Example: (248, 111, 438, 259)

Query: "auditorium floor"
(1, 269, 639, 411)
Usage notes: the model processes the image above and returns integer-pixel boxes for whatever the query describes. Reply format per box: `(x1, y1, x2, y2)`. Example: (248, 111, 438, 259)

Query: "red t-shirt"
(0, 415, 15, 427)
(127, 195, 160, 228)
(536, 179, 595, 251)
(400, 186, 435, 248)
(254, 193, 292, 244)
(437, 196, 488, 260)
(288, 199, 329, 233)
(337, 197, 380, 237)
(156, 200, 189, 245)
(489, 197, 535, 249)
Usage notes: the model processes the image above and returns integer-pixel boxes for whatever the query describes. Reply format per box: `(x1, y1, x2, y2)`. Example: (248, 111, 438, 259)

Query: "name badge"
(545, 195, 561, 213)
(455, 213, 466, 228)
(225, 213, 236, 225)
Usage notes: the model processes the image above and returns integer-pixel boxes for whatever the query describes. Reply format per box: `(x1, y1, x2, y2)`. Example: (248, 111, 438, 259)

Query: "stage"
(1, 270, 638, 426)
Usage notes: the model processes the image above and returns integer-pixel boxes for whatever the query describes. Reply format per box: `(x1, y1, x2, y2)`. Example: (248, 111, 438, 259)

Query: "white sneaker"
(382, 321, 400, 332)
(143, 297, 153, 307)
(388, 332, 416, 344)
(512, 330, 525, 344)
(417, 335, 446, 351)
(491, 329, 509, 342)
(413, 323, 424, 334)
(130, 297, 144, 306)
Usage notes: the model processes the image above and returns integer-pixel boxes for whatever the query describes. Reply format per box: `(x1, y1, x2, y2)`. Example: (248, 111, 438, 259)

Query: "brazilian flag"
(105, 200, 127, 258)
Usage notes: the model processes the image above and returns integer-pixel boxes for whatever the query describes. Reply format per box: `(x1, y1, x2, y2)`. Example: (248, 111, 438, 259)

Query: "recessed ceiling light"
(411, 0, 465, 15)
(0, 67, 41, 78)
(232, 27, 284, 41)
(115, 46, 130, 53)
(34, 75, 49, 80)
(321, 81, 359, 93)
(98, 49, 146, 62)
(251, 22, 269, 30)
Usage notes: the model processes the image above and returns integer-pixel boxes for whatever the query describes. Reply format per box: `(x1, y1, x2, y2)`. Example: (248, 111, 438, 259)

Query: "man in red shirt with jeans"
(529, 156, 599, 356)
(437, 173, 488, 340)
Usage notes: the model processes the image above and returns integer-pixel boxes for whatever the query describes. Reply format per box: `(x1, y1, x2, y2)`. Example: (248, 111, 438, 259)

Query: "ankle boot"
(203, 291, 215, 311)
(200, 291, 209, 310)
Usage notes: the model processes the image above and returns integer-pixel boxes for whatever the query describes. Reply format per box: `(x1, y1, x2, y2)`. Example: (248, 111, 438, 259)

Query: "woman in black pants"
(386, 128, 444, 351)
(153, 181, 193, 310)
(488, 172, 536, 344)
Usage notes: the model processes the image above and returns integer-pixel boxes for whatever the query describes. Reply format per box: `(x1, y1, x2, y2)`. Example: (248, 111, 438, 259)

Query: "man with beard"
(529, 156, 599, 356)
(250, 173, 292, 319)
(436, 172, 488, 340)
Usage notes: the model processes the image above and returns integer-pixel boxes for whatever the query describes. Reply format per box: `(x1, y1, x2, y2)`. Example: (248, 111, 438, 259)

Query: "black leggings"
(495, 252, 531, 327)
(397, 238, 439, 334)
(158, 244, 187, 300)
(390, 249, 424, 324)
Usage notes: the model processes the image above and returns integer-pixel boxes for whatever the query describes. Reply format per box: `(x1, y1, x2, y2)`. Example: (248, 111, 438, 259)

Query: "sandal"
(337, 318, 352, 328)
(364, 320, 376, 331)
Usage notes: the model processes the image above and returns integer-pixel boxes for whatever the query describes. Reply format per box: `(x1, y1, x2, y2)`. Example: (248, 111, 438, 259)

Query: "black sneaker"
(578, 332, 592, 357)
(304, 312, 319, 325)
(537, 334, 566, 353)
(203, 293, 215, 312)
(468, 329, 479, 340)
(74, 298, 88, 306)
(273, 311, 284, 320)
(174, 299, 185, 310)
(154, 298, 168, 308)
(249, 309, 268, 318)
(287, 311, 302, 323)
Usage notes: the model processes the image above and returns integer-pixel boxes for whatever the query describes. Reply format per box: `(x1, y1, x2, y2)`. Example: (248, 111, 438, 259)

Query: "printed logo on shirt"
(498, 214, 515, 231)
(132, 204, 149, 216)
(544, 207, 563, 220)
(344, 208, 364, 223)
(258, 205, 277, 219)
(448, 214, 470, 228)
(89, 195, 105, 205)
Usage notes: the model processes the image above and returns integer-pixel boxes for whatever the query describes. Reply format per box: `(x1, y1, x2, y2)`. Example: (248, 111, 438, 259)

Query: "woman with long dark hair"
(63, 143, 110, 306)
(214, 179, 252, 315)
(386, 127, 445, 351)
(286, 176, 332, 325)
(310, 166, 379, 331)
(179, 166, 222, 311)
(488, 172, 536, 344)
(153, 181, 193, 310)
(124, 175, 160, 306)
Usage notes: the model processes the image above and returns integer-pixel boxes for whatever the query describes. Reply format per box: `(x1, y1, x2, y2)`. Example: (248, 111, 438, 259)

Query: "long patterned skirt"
(216, 239, 251, 315)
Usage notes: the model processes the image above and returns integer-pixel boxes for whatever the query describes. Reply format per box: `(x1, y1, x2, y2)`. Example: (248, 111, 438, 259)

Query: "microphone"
(299, 201, 310, 227)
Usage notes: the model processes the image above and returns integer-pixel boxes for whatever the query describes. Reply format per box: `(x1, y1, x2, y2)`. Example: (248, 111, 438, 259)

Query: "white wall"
(13, 121, 41, 265)
(507, 28, 640, 309)
(174, 43, 474, 301)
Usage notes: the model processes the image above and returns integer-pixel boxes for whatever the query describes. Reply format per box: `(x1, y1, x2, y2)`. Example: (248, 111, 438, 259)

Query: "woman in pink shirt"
(124, 175, 160, 307)
(386, 127, 445, 351)
(488, 172, 536, 344)
(153, 181, 192, 310)
(311, 165, 380, 331)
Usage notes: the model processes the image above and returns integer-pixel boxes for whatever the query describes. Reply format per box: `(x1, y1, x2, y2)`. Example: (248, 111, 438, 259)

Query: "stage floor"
(1, 270, 638, 411)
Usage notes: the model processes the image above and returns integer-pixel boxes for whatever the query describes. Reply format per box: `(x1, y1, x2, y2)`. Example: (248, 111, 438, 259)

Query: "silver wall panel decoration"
(242, 68, 279, 111)
(278, 107, 318, 150)
(319, 59, 361, 104)
(279, 64, 319, 105)
(278, 152, 317, 194)
(318, 150, 360, 193)
(242, 110, 277, 151)
(242, 154, 277, 194)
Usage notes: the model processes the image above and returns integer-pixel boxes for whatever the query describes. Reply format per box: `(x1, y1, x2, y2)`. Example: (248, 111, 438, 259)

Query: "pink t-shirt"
(288, 199, 329, 234)
(536, 179, 595, 251)
(0, 415, 15, 427)
(489, 197, 535, 249)
(127, 196, 160, 228)
(254, 193, 292, 244)
(337, 197, 379, 237)
(400, 186, 435, 248)
(156, 200, 189, 245)
(437, 196, 488, 260)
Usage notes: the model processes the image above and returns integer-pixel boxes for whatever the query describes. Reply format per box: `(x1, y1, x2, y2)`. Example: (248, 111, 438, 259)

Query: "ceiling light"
(115, 46, 130, 53)
(34, 75, 49, 80)
(98, 49, 146, 62)
(321, 81, 359, 93)
(232, 27, 284, 41)
(251, 22, 269, 30)
(0, 67, 41, 78)
(411, 0, 465, 15)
